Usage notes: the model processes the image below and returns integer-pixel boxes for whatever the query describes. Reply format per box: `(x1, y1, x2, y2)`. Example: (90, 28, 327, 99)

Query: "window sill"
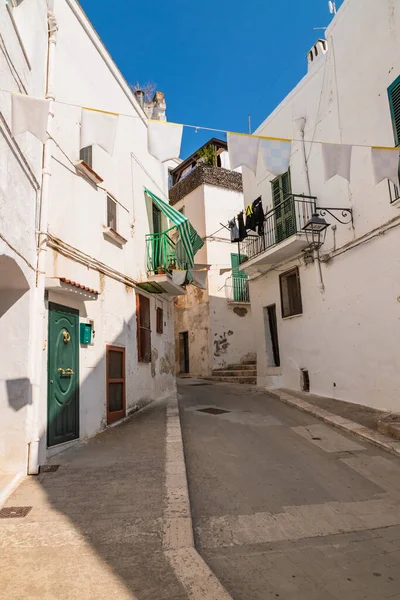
(282, 312, 303, 321)
(103, 227, 128, 246)
(75, 160, 104, 185)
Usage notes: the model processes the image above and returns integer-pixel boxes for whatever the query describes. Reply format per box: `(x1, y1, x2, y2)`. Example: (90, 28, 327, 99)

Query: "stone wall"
(169, 165, 243, 206)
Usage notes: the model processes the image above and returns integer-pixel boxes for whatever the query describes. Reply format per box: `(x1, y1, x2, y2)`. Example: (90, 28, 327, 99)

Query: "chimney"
(144, 91, 167, 122)
(134, 89, 145, 109)
(306, 39, 328, 72)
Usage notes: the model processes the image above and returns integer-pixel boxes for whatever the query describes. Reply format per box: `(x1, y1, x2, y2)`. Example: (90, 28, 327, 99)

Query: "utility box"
(80, 322, 92, 345)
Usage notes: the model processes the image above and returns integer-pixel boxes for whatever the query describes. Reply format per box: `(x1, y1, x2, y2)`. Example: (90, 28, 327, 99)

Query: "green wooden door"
(231, 254, 249, 302)
(271, 171, 295, 243)
(47, 303, 79, 447)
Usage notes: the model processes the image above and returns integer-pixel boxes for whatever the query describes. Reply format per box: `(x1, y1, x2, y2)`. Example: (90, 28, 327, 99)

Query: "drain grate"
(197, 407, 230, 415)
(311, 437, 322, 441)
(0, 506, 32, 519)
(191, 383, 211, 386)
(40, 464, 60, 473)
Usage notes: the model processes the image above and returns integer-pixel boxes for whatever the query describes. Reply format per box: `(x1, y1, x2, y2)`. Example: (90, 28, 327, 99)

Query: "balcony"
(141, 227, 185, 296)
(225, 276, 250, 304)
(240, 195, 316, 269)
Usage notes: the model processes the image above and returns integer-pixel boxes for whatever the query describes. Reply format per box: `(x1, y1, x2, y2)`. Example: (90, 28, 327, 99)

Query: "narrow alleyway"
(0, 400, 188, 600)
(179, 380, 400, 600)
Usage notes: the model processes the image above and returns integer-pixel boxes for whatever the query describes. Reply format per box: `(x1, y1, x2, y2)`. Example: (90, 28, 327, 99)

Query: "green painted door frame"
(231, 253, 248, 302)
(47, 302, 80, 447)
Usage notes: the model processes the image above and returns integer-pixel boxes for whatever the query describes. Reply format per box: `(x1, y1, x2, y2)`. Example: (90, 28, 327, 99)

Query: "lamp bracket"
(316, 207, 353, 226)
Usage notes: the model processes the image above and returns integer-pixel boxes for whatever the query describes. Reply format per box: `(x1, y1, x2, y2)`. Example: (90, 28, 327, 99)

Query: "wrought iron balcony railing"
(146, 226, 177, 275)
(240, 194, 317, 261)
(225, 276, 250, 303)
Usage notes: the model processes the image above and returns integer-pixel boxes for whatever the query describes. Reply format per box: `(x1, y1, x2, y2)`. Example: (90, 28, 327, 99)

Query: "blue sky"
(79, 0, 343, 158)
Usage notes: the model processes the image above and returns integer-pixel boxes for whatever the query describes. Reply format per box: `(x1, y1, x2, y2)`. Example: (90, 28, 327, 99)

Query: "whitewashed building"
(170, 139, 256, 380)
(240, 0, 400, 411)
(0, 0, 196, 479)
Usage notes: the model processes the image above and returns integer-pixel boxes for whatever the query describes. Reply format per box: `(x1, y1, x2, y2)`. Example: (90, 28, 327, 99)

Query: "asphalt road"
(179, 380, 400, 600)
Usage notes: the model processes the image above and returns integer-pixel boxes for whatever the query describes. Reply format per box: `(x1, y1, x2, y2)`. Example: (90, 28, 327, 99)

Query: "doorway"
(47, 303, 79, 447)
(263, 304, 280, 367)
(106, 345, 126, 424)
(179, 331, 189, 373)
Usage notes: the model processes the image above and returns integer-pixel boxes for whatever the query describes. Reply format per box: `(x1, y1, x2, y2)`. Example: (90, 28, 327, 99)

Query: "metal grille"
(40, 465, 60, 473)
(197, 407, 230, 415)
(0, 506, 32, 519)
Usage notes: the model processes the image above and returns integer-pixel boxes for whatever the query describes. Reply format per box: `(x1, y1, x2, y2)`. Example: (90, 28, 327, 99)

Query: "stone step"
(209, 375, 257, 384)
(213, 363, 257, 373)
(211, 369, 257, 378)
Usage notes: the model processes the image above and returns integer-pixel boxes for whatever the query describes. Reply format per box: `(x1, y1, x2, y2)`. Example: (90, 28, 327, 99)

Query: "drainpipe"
(27, 6, 58, 475)
(298, 117, 325, 293)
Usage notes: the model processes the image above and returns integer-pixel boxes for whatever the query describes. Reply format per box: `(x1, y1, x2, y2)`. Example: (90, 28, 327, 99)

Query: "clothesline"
(1, 87, 398, 150)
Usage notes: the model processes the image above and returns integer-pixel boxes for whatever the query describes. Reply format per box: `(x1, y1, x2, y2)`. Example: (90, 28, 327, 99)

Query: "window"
(80, 145, 93, 168)
(271, 171, 294, 243)
(136, 294, 151, 363)
(279, 267, 302, 318)
(107, 194, 117, 230)
(168, 169, 174, 190)
(388, 75, 400, 147)
(156, 307, 164, 334)
(106, 346, 125, 424)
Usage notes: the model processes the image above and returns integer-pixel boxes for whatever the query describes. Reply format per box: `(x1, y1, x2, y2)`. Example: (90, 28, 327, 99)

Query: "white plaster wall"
(243, 0, 400, 410)
(0, 0, 47, 473)
(31, 0, 176, 462)
(203, 185, 255, 369)
(173, 182, 255, 374)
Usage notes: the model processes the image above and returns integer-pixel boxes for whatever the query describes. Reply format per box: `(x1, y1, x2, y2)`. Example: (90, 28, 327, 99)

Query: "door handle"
(58, 368, 74, 376)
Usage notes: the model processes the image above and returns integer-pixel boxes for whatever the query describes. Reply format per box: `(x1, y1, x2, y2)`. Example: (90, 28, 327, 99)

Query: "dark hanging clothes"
(237, 212, 247, 241)
(245, 205, 256, 231)
(253, 197, 265, 237)
(228, 218, 240, 243)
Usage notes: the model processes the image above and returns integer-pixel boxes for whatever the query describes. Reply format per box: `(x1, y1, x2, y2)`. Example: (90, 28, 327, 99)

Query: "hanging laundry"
(227, 132, 259, 174)
(228, 218, 240, 243)
(81, 107, 119, 155)
(371, 147, 400, 187)
(237, 212, 247, 241)
(322, 143, 352, 182)
(11, 93, 49, 143)
(148, 120, 183, 162)
(259, 137, 291, 176)
(245, 204, 256, 231)
(172, 269, 187, 286)
(188, 269, 207, 290)
(253, 197, 265, 237)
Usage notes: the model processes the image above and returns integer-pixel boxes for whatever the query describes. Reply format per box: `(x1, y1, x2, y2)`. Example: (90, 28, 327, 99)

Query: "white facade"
(0, 0, 178, 475)
(172, 150, 255, 377)
(0, 0, 48, 474)
(241, 0, 400, 411)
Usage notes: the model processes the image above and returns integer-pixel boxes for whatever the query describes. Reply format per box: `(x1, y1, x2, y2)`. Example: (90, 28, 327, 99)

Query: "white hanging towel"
(11, 93, 49, 143)
(259, 137, 292, 176)
(148, 120, 183, 162)
(227, 133, 259, 175)
(322, 143, 352, 182)
(80, 107, 119, 155)
(371, 146, 400, 187)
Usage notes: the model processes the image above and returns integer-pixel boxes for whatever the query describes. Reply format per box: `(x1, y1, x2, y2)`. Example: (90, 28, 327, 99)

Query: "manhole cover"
(40, 464, 60, 473)
(197, 407, 230, 415)
(0, 506, 32, 519)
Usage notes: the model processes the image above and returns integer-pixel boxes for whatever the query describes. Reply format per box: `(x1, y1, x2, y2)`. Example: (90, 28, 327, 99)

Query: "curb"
(163, 394, 234, 600)
(268, 389, 400, 458)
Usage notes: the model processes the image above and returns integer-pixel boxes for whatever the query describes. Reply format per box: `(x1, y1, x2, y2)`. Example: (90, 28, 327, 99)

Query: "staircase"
(209, 361, 257, 385)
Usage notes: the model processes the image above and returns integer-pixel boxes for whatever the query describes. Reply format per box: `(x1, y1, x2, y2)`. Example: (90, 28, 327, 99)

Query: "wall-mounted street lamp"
(302, 213, 329, 248)
(302, 207, 353, 293)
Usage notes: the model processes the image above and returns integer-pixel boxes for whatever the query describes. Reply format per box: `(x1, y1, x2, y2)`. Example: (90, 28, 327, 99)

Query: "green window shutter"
(388, 76, 400, 147)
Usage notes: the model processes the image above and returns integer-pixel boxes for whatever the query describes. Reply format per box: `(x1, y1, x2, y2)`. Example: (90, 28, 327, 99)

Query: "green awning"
(144, 188, 204, 268)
